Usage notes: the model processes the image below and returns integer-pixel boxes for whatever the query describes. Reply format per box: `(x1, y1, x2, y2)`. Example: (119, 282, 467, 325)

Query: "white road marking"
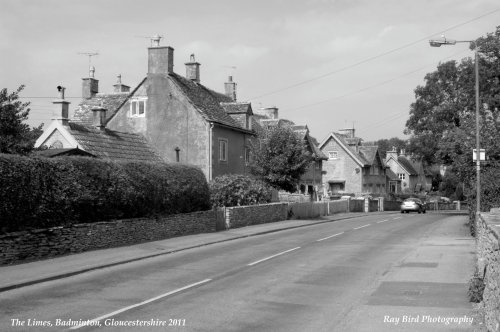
(393, 217, 402, 220)
(69, 279, 212, 330)
(376, 219, 389, 223)
(353, 224, 371, 230)
(247, 247, 301, 266)
(316, 232, 344, 242)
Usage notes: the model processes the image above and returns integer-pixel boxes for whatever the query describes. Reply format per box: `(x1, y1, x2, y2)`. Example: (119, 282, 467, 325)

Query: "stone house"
(385, 148, 432, 193)
(35, 37, 254, 180)
(319, 128, 387, 196)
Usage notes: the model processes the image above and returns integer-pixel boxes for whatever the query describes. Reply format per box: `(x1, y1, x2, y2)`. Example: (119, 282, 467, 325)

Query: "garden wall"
(0, 210, 216, 266)
(475, 210, 500, 332)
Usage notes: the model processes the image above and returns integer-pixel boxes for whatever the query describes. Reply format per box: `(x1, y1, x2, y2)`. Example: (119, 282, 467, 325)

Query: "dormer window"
(130, 97, 147, 117)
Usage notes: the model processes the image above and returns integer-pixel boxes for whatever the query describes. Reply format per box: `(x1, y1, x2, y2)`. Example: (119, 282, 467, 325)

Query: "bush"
(0, 154, 210, 233)
(209, 174, 272, 207)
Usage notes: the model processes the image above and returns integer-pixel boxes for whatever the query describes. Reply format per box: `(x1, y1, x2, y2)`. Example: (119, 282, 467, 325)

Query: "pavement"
(0, 210, 466, 294)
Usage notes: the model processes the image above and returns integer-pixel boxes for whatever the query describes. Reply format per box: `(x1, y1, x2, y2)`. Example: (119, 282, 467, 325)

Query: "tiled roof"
(67, 122, 161, 162)
(72, 93, 131, 126)
(386, 168, 400, 181)
(397, 155, 418, 175)
(333, 133, 370, 166)
(169, 73, 249, 131)
(358, 146, 379, 165)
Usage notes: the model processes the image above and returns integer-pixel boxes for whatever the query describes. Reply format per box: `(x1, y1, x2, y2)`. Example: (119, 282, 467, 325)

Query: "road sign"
(472, 149, 485, 161)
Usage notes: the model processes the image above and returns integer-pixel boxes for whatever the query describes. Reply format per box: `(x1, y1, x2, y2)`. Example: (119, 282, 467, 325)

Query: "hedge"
(209, 174, 272, 207)
(0, 154, 210, 233)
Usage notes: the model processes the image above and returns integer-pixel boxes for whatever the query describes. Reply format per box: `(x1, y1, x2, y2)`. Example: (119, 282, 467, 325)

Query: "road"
(0, 212, 475, 331)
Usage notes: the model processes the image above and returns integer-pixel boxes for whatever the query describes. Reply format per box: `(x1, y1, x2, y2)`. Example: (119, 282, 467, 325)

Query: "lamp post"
(429, 37, 481, 215)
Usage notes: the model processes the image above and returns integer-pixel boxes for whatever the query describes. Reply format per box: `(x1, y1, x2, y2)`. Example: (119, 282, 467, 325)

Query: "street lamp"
(429, 37, 481, 215)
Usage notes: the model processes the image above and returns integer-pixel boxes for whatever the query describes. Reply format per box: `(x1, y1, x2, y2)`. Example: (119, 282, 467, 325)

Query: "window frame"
(129, 97, 147, 118)
(219, 138, 228, 162)
(328, 151, 338, 160)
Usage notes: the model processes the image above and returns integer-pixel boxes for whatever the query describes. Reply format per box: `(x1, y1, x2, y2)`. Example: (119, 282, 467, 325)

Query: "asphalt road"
(0, 212, 474, 332)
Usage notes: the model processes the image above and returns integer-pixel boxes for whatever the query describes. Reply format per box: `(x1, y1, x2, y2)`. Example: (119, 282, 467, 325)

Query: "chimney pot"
(82, 67, 99, 99)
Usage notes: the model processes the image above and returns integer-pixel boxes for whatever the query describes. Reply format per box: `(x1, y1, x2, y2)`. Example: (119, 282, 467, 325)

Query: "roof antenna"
(135, 34, 164, 47)
(78, 51, 99, 77)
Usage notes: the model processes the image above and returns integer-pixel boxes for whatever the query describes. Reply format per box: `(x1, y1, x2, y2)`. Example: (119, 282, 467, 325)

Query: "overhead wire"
(248, 7, 500, 100)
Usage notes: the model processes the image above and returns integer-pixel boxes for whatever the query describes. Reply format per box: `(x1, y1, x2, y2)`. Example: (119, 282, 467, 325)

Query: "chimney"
(52, 86, 70, 126)
(113, 74, 130, 93)
(386, 146, 398, 161)
(148, 35, 174, 74)
(91, 105, 107, 130)
(224, 76, 237, 101)
(254, 106, 279, 119)
(338, 128, 355, 138)
(82, 66, 99, 99)
(185, 54, 200, 83)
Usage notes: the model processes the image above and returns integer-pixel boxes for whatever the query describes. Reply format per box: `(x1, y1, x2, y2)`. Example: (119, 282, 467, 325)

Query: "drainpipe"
(208, 122, 214, 181)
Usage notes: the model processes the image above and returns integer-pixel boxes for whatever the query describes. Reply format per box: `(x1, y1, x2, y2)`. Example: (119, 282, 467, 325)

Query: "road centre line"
(353, 224, 371, 230)
(70, 279, 212, 330)
(376, 219, 389, 223)
(247, 247, 301, 266)
(316, 232, 344, 242)
(393, 217, 402, 220)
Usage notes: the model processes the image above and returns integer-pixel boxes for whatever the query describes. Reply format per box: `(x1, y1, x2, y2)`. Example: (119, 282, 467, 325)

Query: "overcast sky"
(2, 0, 499, 142)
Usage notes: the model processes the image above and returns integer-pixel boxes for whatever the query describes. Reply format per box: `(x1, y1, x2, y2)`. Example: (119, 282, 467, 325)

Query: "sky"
(1, 0, 499, 142)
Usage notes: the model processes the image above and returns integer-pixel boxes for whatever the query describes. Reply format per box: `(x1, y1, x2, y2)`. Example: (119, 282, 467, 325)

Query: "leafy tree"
(405, 26, 500, 215)
(0, 85, 43, 155)
(249, 125, 311, 192)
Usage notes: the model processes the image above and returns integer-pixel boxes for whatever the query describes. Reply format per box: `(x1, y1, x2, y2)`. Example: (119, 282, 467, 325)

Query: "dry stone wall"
(476, 210, 500, 332)
(0, 210, 216, 265)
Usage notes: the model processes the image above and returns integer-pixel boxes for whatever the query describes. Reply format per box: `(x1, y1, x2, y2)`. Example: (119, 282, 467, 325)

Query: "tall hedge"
(209, 174, 272, 207)
(0, 154, 210, 233)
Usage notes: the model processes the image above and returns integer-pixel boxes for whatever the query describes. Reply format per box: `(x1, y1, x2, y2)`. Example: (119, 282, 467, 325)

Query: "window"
(398, 173, 406, 180)
(245, 147, 251, 165)
(130, 98, 147, 117)
(315, 161, 321, 169)
(328, 151, 338, 159)
(219, 139, 228, 162)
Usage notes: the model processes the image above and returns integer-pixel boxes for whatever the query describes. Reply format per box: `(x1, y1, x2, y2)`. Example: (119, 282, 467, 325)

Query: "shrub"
(0, 154, 210, 233)
(209, 174, 272, 207)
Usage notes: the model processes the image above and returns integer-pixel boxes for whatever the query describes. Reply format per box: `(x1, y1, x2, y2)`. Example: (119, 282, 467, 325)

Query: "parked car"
(400, 198, 426, 214)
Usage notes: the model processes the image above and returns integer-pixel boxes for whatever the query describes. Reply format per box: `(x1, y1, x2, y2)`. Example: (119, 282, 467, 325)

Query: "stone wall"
(0, 210, 216, 266)
(476, 210, 500, 332)
(225, 203, 288, 229)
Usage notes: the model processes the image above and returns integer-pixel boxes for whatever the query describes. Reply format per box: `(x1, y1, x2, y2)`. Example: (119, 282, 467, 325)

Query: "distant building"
(385, 147, 432, 193)
(319, 128, 387, 196)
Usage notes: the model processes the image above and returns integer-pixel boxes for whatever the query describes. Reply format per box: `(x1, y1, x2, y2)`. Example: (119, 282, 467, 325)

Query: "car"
(400, 198, 426, 214)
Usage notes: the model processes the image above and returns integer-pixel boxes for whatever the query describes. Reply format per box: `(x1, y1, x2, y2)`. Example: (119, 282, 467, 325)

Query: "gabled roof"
(319, 132, 370, 166)
(397, 155, 418, 175)
(169, 73, 251, 133)
(66, 122, 161, 162)
(358, 145, 384, 166)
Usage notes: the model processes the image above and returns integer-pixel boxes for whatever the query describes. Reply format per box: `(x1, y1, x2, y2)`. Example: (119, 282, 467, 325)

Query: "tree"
(405, 26, 500, 214)
(0, 85, 43, 155)
(249, 125, 311, 192)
